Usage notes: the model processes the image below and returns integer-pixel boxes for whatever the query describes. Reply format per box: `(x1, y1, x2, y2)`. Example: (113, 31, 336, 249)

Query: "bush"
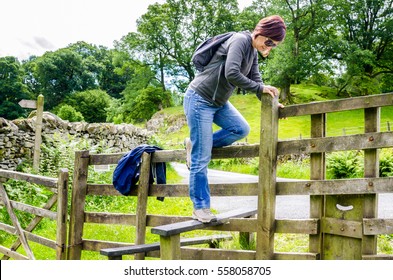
(57, 104, 84, 122)
(66, 89, 112, 123)
(326, 151, 363, 179)
(380, 149, 393, 177)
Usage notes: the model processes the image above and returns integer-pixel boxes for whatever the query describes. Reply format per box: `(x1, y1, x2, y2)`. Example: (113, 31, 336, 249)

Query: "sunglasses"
(264, 38, 277, 48)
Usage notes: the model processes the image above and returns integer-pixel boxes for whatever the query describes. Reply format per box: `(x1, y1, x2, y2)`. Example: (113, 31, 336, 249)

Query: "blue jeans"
(183, 89, 250, 209)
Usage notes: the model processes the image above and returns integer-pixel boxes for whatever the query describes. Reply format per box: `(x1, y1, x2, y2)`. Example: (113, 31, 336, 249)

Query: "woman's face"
(252, 35, 281, 57)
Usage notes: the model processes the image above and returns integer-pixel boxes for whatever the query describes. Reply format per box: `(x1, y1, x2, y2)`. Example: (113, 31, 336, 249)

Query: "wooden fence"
(257, 92, 393, 260)
(1, 92, 393, 260)
(67, 149, 257, 260)
(0, 169, 68, 260)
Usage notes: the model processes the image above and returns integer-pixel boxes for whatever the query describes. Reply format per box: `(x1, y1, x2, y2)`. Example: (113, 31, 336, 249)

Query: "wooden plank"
(88, 153, 124, 165)
(24, 231, 57, 249)
(180, 247, 256, 260)
(362, 254, 393, 260)
(134, 152, 151, 260)
(0, 169, 58, 189)
(151, 207, 257, 237)
(210, 144, 259, 160)
(321, 217, 363, 239)
(87, 182, 259, 197)
(85, 212, 136, 225)
(362, 107, 379, 256)
(100, 234, 233, 257)
(0, 222, 56, 249)
(277, 131, 393, 155)
(309, 113, 326, 256)
(0, 222, 16, 234)
(0, 182, 35, 259)
(256, 95, 279, 260)
(82, 239, 133, 252)
(279, 92, 393, 118)
(276, 177, 393, 195)
(275, 219, 319, 234)
(323, 196, 363, 259)
(67, 150, 90, 260)
(152, 145, 259, 162)
(10, 201, 57, 220)
(208, 218, 257, 232)
(56, 168, 68, 260)
(0, 245, 29, 260)
(363, 219, 393, 235)
(147, 214, 192, 227)
(274, 252, 319, 260)
(87, 184, 124, 196)
(88, 144, 260, 166)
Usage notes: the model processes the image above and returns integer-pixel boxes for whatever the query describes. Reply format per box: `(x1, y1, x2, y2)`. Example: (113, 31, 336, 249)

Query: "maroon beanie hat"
(254, 15, 287, 41)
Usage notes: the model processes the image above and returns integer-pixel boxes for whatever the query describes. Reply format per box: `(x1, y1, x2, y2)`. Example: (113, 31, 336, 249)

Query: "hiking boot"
(184, 137, 192, 170)
(192, 208, 217, 223)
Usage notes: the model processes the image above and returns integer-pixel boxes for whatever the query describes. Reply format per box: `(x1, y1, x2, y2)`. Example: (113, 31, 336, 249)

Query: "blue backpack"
(192, 31, 235, 72)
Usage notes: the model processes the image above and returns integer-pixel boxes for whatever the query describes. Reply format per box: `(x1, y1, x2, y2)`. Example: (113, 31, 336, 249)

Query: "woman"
(184, 15, 286, 223)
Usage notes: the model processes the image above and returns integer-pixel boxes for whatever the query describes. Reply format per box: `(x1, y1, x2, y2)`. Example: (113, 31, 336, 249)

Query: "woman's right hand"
(263, 85, 279, 98)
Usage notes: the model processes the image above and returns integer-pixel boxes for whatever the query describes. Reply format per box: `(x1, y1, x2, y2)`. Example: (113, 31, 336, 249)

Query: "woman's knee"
(237, 122, 250, 138)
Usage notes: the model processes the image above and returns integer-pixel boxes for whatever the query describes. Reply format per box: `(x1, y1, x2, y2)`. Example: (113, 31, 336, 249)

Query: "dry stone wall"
(0, 113, 152, 170)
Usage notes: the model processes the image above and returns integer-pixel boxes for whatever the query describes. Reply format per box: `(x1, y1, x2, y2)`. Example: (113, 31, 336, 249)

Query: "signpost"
(18, 95, 44, 171)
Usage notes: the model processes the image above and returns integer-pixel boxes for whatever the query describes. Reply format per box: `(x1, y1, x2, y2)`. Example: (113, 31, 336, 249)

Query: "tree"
(264, 0, 336, 102)
(332, 0, 393, 95)
(124, 86, 173, 122)
(0, 57, 30, 119)
(68, 42, 129, 99)
(26, 48, 96, 109)
(24, 42, 119, 109)
(122, 0, 239, 92)
(119, 62, 173, 122)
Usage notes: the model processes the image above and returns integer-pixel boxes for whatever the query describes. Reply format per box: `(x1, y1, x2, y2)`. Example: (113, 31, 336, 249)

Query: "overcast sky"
(0, 0, 253, 61)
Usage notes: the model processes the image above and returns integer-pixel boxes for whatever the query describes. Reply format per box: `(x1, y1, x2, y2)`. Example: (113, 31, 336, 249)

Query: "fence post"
(362, 107, 379, 256)
(309, 113, 326, 258)
(33, 94, 44, 171)
(256, 94, 279, 260)
(134, 152, 151, 260)
(68, 150, 90, 260)
(56, 168, 69, 260)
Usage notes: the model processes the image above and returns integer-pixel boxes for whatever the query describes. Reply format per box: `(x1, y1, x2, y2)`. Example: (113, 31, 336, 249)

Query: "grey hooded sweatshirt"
(189, 31, 264, 107)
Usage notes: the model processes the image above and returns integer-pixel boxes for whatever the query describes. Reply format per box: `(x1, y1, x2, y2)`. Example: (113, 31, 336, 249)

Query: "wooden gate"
(0, 169, 68, 260)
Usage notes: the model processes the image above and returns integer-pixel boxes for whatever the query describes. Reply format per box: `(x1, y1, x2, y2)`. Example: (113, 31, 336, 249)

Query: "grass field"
(152, 85, 393, 149)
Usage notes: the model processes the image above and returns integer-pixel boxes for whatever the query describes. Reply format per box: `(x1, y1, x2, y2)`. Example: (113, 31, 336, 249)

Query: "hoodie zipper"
(212, 63, 223, 101)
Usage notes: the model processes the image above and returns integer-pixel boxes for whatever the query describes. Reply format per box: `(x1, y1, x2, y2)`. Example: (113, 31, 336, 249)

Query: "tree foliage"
(1, 0, 392, 121)
(125, 0, 239, 91)
(64, 89, 112, 123)
(331, 0, 393, 95)
(57, 104, 84, 122)
(0, 57, 30, 119)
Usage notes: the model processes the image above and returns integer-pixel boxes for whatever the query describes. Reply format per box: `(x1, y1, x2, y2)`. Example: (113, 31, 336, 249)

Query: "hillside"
(146, 84, 393, 150)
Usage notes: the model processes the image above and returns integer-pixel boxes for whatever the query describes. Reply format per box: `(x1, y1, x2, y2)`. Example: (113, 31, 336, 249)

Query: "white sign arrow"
(18, 99, 37, 109)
